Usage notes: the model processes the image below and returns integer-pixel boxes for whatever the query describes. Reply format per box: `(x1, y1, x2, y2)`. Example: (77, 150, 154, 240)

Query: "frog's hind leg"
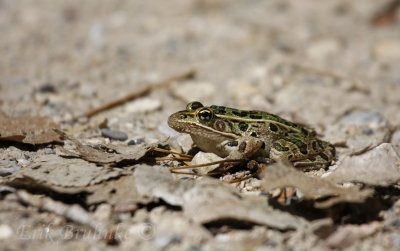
(292, 154, 332, 170)
(169, 159, 244, 176)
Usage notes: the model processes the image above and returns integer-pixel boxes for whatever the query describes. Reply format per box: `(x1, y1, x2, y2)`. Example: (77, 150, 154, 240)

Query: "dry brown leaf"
(9, 155, 125, 188)
(134, 164, 195, 206)
(182, 180, 307, 230)
(327, 143, 400, 186)
(86, 175, 151, 206)
(0, 112, 60, 144)
(261, 162, 374, 208)
(2, 175, 85, 195)
(325, 222, 382, 249)
(3, 169, 149, 208)
(134, 165, 306, 230)
(56, 130, 157, 164)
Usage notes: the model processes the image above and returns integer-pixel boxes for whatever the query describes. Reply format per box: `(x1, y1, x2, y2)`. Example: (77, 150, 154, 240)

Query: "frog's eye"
(186, 101, 204, 111)
(197, 108, 213, 122)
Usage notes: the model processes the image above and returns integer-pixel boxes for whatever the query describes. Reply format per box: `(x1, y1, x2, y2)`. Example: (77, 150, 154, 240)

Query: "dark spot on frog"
(330, 146, 336, 157)
(238, 122, 249, 132)
(301, 128, 309, 136)
(179, 114, 187, 119)
(250, 114, 263, 119)
(269, 123, 279, 132)
(232, 110, 248, 117)
(213, 106, 227, 114)
(319, 152, 330, 161)
(299, 145, 308, 155)
(239, 142, 247, 152)
(232, 110, 241, 116)
(214, 120, 226, 131)
(312, 141, 318, 151)
(273, 142, 289, 152)
(226, 141, 238, 147)
(250, 131, 258, 138)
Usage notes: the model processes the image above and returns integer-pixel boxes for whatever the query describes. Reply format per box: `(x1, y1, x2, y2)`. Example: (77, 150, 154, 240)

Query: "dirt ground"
(1, 0, 400, 250)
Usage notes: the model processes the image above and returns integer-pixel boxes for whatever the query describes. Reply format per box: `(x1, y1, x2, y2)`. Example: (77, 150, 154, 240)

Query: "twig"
(152, 147, 193, 158)
(155, 156, 192, 161)
(170, 159, 244, 170)
(80, 69, 196, 119)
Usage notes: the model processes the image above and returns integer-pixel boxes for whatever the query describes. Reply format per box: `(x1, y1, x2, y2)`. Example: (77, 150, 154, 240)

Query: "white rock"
(176, 134, 194, 153)
(93, 204, 112, 221)
(190, 152, 223, 175)
(0, 225, 13, 239)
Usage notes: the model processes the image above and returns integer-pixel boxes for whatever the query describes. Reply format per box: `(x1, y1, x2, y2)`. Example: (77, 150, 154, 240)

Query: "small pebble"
(388, 219, 400, 228)
(127, 138, 145, 145)
(93, 203, 112, 221)
(0, 224, 13, 239)
(154, 235, 181, 248)
(38, 83, 56, 93)
(101, 128, 128, 141)
(0, 160, 20, 176)
(176, 134, 193, 153)
(191, 152, 223, 175)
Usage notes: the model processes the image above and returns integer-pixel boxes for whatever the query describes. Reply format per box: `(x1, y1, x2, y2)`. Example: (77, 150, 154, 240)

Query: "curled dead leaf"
(6, 155, 126, 188)
(326, 143, 400, 186)
(134, 165, 306, 230)
(55, 129, 160, 165)
(261, 161, 374, 208)
(0, 112, 60, 144)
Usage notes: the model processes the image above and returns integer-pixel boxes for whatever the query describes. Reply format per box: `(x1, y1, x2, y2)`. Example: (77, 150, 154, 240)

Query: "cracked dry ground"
(1, 1, 400, 251)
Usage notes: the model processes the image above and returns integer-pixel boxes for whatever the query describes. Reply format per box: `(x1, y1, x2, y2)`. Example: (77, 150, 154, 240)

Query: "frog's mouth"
(167, 112, 194, 133)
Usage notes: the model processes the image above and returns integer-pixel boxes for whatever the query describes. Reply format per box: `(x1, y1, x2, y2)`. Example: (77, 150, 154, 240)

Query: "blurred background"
(1, 0, 399, 118)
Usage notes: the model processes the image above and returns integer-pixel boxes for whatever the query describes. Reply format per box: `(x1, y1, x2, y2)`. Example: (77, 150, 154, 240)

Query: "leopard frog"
(168, 101, 335, 169)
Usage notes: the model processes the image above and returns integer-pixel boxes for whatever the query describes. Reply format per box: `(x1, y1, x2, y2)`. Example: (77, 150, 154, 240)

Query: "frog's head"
(168, 101, 236, 140)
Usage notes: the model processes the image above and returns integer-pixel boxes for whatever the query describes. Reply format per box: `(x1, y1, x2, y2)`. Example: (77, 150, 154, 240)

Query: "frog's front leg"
(218, 137, 265, 160)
